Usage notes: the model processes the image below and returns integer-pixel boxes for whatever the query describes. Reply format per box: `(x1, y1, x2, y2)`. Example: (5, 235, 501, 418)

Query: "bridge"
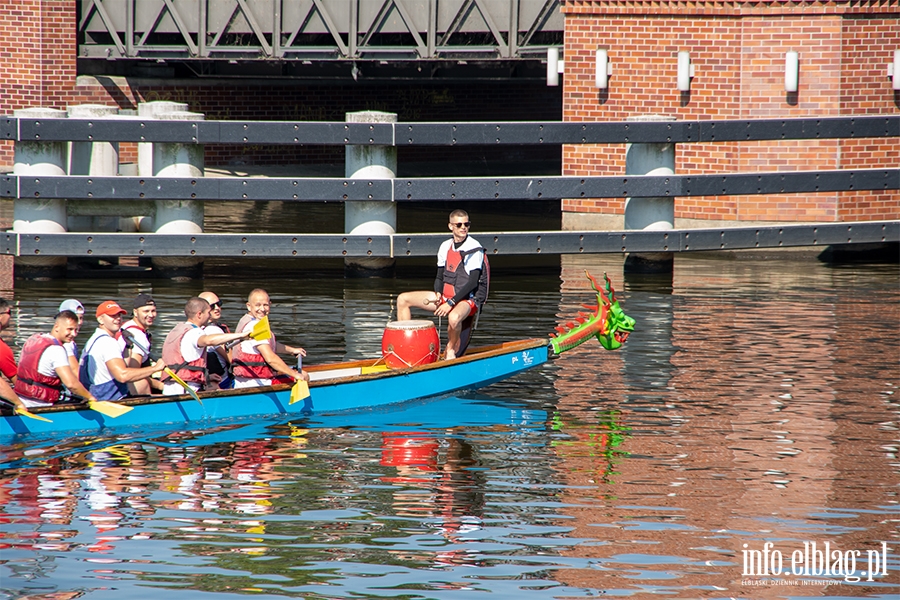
(78, 0, 563, 79)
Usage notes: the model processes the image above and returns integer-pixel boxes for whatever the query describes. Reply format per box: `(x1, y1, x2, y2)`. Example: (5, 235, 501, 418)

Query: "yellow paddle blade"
(289, 380, 310, 404)
(249, 316, 272, 341)
(361, 365, 390, 375)
(15, 407, 53, 422)
(89, 400, 133, 418)
(165, 367, 202, 403)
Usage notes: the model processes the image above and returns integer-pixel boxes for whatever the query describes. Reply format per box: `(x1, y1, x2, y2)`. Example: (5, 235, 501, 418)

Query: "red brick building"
(560, 0, 899, 227)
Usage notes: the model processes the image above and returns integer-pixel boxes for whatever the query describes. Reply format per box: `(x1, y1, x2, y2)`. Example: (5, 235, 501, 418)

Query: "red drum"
(382, 320, 440, 368)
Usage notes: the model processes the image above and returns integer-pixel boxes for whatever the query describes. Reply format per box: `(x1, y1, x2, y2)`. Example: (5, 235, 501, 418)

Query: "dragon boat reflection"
(0, 395, 549, 584)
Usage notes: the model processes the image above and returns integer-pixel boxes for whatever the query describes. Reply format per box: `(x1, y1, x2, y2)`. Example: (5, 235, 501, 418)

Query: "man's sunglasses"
(451, 222, 471, 229)
(210, 301, 222, 309)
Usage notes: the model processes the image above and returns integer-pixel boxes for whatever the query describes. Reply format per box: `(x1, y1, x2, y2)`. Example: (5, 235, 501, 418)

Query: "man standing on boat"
(80, 301, 167, 400)
(232, 289, 308, 389)
(15, 311, 98, 408)
(199, 291, 232, 388)
(120, 293, 160, 395)
(160, 297, 249, 396)
(397, 209, 485, 360)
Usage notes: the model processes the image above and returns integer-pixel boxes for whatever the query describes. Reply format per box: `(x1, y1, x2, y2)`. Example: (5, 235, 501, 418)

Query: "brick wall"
(560, 0, 900, 223)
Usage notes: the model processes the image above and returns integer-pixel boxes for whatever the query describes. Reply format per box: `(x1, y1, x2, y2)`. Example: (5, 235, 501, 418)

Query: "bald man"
(199, 291, 231, 387)
(231, 289, 308, 389)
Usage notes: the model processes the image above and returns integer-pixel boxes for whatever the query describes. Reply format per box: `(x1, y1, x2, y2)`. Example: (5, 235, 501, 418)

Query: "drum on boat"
(381, 320, 440, 368)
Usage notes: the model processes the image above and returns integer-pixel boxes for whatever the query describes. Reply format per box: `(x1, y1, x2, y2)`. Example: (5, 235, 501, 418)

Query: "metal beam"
(4, 169, 896, 202)
(2, 176, 391, 202)
(3, 222, 897, 258)
(4, 116, 897, 145)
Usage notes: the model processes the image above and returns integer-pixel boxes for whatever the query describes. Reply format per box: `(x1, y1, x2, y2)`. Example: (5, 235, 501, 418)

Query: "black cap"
(134, 293, 156, 310)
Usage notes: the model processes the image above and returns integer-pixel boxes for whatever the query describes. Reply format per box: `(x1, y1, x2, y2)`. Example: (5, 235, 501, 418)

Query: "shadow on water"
(0, 251, 898, 599)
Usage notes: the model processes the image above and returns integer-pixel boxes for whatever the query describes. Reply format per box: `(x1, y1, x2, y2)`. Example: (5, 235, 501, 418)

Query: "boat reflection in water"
(0, 394, 555, 595)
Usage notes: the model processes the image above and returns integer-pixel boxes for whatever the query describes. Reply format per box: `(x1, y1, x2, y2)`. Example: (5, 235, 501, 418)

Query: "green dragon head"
(590, 271, 635, 351)
(549, 272, 635, 355)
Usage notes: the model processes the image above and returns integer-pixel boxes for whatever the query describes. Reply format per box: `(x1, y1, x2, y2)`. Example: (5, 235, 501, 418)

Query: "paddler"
(15, 311, 99, 408)
(79, 300, 167, 400)
(232, 289, 308, 389)
(120, 293, 161, 395)
(198, 291, 232, 388)
(397, 209, 486, 360)
(160, 297, 249, 396)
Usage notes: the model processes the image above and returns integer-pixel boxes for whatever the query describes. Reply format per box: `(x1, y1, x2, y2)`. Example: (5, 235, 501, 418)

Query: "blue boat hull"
(1, 338, 549, 439)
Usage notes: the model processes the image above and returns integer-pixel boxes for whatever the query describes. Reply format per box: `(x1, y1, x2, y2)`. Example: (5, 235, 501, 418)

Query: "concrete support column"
(12, 107, 69, 279)
(137, 101, 188, 178)
(152, 110, 205, 279)
(344, 111, 397, 276)
(66, 104, 126, 234)
(623, 114, 676, 275)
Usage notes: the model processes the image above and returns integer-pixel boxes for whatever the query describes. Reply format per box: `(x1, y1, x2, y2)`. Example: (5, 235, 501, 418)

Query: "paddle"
(14, 407, 53, 422)
(226, 316, 271, 349)
(248, 316, 271, 341)
(289, 354, 310, 405)
(5, 394, 127, 420)
(88, 399, 133, 418)
(121, 329, 202, 404)
(164, 367, 202, 404)
(289, 379, 310, 404)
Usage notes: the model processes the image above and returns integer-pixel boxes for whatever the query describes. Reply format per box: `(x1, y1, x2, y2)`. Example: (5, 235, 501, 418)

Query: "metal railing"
(6, 116, 897, 145)
(2, 115, 898, 257)
(4, 223, 897, 258)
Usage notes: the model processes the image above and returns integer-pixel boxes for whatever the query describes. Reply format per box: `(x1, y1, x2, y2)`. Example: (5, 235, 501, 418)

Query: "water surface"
(1, 251, 898, 599)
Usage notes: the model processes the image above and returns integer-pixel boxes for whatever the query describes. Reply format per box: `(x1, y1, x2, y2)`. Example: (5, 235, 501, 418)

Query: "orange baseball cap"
(96, 300, 127, 318)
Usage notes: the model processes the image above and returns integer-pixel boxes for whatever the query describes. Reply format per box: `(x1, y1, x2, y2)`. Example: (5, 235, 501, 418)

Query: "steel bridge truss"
(77, 0, 563, 62)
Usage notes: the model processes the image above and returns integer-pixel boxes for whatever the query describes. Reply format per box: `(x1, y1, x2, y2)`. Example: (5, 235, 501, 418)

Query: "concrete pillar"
(152, 110, 205, 279)
(12, 108, 69, 279)
(623, 114, 676, 274)
(66, 104, 123, 233)
(345, 110, 397, 276)
(137, 101, 188, 177)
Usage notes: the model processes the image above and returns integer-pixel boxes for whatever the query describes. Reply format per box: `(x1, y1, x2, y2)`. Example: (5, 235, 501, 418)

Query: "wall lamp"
(785, 51, 799, 93)
(677, 51, 694, 92)
(890, 49, 900, 91)
(547, 48, 564, 87)
(596, 49, 612, 89)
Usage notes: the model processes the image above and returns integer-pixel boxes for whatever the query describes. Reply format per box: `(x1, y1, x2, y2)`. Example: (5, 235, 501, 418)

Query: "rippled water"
(1, 251, 898, 599)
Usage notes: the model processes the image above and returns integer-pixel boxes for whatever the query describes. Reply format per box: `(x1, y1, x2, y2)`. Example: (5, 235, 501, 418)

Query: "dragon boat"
(0, 272, 634, 439)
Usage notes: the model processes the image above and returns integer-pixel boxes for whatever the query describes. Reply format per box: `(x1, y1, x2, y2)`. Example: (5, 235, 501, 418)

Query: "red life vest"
(442, 244, 489, 308)
(14, 334, 65, 403)
(161, 322, 207, 385)
(231, 319, 292, 384)
(122, 321, 151, 344)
